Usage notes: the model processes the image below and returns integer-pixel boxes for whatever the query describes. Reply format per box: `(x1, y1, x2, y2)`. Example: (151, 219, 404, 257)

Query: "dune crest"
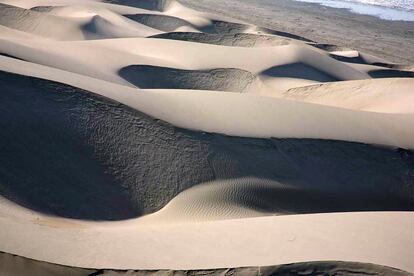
(0, 0, 414, 274)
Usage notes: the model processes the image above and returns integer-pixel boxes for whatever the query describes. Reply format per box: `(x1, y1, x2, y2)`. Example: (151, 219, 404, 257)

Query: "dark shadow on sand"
(150, 32, 290, 47)
(1, 71, 414, 220)
(119, 65, 256, 92)
(368, 69, 414, 78)
(263, 62, 339, 82)
(0, 252, 410, 276)
(125, 14, 195, 32)
(103, 0, 172, 11)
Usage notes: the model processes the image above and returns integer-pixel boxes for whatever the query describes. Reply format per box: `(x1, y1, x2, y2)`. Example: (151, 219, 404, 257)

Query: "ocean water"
(294, 0, 414, 21)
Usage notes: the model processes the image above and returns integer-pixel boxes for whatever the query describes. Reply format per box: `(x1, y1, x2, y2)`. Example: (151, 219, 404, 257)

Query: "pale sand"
(0, 0, 413, 274)
(0, 197, 413, 271)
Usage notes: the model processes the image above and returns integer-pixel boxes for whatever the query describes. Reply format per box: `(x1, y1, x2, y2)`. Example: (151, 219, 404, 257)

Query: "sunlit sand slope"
(0, 0, 414, 273)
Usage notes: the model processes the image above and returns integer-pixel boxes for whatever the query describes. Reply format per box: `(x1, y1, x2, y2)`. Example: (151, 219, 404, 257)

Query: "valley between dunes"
(0, 0, 414, 274)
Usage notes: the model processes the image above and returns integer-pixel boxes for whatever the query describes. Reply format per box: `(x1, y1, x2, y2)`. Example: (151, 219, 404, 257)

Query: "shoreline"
(292, 0, 414, 22)
(180, 0, 414, 64)
(1, 0, 414, 274)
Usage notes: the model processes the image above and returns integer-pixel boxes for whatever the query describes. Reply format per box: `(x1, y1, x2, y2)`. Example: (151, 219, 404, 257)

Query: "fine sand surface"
(0, 0, 414, 274)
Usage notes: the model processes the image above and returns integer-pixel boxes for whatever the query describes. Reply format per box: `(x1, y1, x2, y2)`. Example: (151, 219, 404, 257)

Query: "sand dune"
(0, 200, 413, 271)
(125, 13, 198, 32)
(3, 70, 414, 221)
(0, 3, 162, 39)
(0, 33, 371, 90)
(151, 32, 292, 47)
(2, 54, 414, 148)
(0, 0, 414, 273)
(0, 3, 86, 40)
(141, 176, 414, 222)
(105, 0, 175, 12)
(119, 65, 257, 91)
(0, 252, 409, 276)
(283, 78, 414, 113)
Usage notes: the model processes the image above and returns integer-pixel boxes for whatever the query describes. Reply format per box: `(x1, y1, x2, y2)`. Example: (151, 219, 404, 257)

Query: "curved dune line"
(0, 0, 413, 273)
(1, 55, 414, 150)
(2, 69, 413, 221)
(118, 65, 257, 92)
(0, 34, 372, 93)
(0, 3, 163, 40)
(284, 78, 414, 113)
(150, 32, 292, 47)
(0, 198, 413, 271)
(0, 251, 410, 276)
(139, 177, 414, 223)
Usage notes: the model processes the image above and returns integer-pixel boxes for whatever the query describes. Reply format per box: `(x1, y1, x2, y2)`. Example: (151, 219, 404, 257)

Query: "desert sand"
(0, 0, 414, 275)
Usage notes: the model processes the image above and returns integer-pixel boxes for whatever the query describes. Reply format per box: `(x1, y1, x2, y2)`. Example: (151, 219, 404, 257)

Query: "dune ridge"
(3, 70, 414, 220)
(0, 0, 414, 274)
(118, 65, 257, 92)
(150, 32, 292, 47)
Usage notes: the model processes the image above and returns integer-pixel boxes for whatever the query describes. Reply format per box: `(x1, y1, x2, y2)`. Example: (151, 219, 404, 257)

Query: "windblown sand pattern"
(0, 0, 414, 274)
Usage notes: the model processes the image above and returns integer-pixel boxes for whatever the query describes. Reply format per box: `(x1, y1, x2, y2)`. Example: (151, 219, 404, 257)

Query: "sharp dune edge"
(0, 0, 414, 274)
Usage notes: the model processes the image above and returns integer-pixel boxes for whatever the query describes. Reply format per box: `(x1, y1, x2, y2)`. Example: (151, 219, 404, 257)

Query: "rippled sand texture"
(0, 0, 414, 274)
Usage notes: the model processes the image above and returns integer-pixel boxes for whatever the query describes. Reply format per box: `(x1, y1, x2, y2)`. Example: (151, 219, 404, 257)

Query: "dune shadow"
(150, 32, 291, 47)
(81, 16, 105, 38)
(124, 14, 194, 32)
(311, 43, 352, 52)
(0, 73, 141, 220)
(0, 53, 26, 62)
(258, 27, 314, 42)
(0, 251, 409, 276)
(1, 71, 414, 221)
(196, 20, 313, 42)
(103, 0, 173, 11)
(329, 53, 366, 64)
(29, 6, 56, 12)
(329, 53, 410, 70)
(161, 177, 414, 217)
(119, 65, 256, 92)
(263, 261, 410, 276)
(262, 62, 339, 82)
(199, 20, 250, 34)
(368, 69, 414, 78)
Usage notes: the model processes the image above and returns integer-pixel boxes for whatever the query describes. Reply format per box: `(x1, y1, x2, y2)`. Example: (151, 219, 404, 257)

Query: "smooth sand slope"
(0, 0, 414, 274)
(0, 197, 413, 271)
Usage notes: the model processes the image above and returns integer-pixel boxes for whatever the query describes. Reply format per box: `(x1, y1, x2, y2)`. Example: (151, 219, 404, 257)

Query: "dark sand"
(179, 0, 414, 64)
(2, 70, 414, 220)
(0, 252, 411, 276)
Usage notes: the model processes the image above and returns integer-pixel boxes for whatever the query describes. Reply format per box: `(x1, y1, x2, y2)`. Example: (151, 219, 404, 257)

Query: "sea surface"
(294, 0, 414, 20)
